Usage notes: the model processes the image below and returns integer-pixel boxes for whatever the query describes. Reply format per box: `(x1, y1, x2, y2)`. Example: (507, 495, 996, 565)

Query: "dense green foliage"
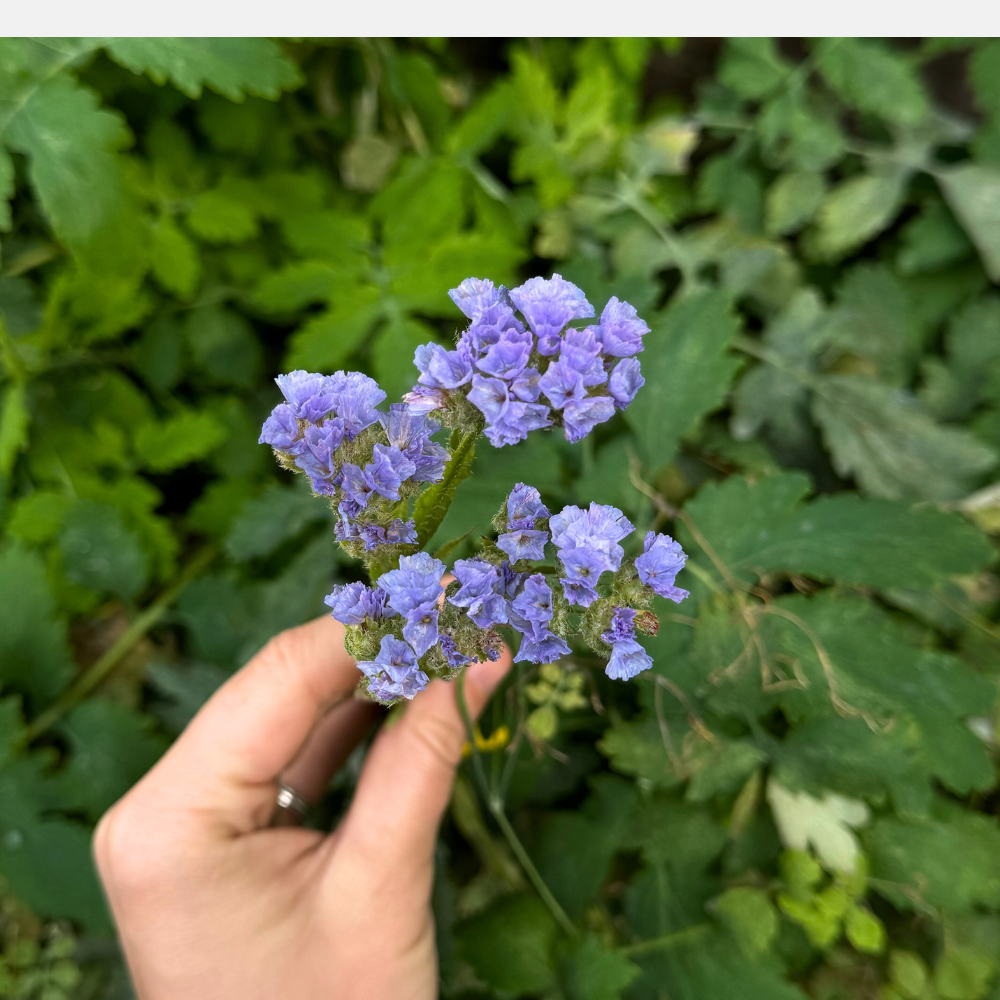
(2, 36, 1000, 1000)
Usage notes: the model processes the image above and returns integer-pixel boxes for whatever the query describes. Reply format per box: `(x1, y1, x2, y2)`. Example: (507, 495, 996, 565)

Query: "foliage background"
(2, 35, 1000, 1000)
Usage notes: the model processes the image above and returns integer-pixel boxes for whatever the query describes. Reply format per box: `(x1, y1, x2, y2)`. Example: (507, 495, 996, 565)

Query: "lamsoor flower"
(448, 558, 508, 629)
(635, 532, 690, 604)
(378, 552, 447, 656)
(601, 607, 653, 680)
(324, 582, 396, 626)
(358, 635, 429, 701)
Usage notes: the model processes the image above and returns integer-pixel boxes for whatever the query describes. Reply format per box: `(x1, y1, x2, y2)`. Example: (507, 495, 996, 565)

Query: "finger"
(122, 613, 361, 836)
(279, 696, 383, 804)
(337, 648, 512, 878)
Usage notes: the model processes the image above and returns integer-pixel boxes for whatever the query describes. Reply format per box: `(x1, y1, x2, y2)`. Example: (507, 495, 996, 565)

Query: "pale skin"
(93, 613, 511, 1000)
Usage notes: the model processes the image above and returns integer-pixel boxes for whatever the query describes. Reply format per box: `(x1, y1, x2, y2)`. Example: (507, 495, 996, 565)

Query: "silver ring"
(271, 782, 312, 827)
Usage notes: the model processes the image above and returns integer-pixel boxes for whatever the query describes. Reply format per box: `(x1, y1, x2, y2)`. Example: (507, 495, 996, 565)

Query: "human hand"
(94, 613, 511, 1000)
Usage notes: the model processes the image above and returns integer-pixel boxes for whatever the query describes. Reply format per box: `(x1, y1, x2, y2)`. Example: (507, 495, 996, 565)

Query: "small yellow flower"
(461, 724, 510, 758)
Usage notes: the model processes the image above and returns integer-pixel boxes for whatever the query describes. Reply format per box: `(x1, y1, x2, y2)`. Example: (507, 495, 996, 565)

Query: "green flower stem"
(17, 544, 219, 747)
(455, 672, 578, 939)
(618, 922, 712, 957)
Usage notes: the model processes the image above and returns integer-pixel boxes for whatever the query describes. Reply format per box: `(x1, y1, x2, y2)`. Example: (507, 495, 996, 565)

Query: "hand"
(94, 614, 511, 1000)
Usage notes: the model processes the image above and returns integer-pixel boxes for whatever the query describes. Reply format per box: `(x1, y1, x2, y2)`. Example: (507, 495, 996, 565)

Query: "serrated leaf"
(683, 471, 994, 590)
(150, 214, 200, 297)
(133, 409, 229, 472)
(812, 374, 997, 500)
(865, 801, 1000, 912)
(412, 432, 476, 549)
(938, 164, 1000, 281)
(146, 659, 229, 733)
(561, 933, 640, 1000)
(456, 893, 557, 996)
(224, 482, 331, 562)
(767, 779, 869, 872)
(0, 381, 29, 476)
(765, 170, 826, 237)
(251, 260, 340, 313)
(625, 290, 741, 471)
(104, 38, 301, 101)
(183, 306, 261, 388)
(810, 170, 909, 261)
(284, 285, 383, 372)
(719, 38, 791, 101)
(716, 887, 779, 958)
(3, 75, 142, 268)
(59, 500, 150, 599)
(897, 198, 973, 276)
(0, 545, 74, 709)
(56, 700, 167, 821)
(816, 38, 928, 126)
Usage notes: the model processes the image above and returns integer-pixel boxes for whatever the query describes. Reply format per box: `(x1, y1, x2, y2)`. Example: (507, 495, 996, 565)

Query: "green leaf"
(897, 198, 973, 275)
(625, 290, 742, 471)
(845, 904, 886, 954)
(0, 381, 29, 476)
(372, 316, 432, 407)
(716, 887, 779, 958)
(0, 545, 74, 709)
(719, 38, 791, 101)
(412, 431, 476, 549)
(133, 409, 229, 472)
(224, 482, 331, 562)
(251, 261, 340, 313)
(0, 756, 110, 932)
(104, 38, 301, 101)
(0, 146, 12, 231)
(816, 38, 928, 126)
(456, 893, 557, 996)
(183, 306, 261, 388)
(686, 739, 768, 803)
(970, 39, 1000, 118)
(809, 170, 909, 261)
(150, 215, 200, 297)
(56, 700, 167, 821)
(284, 286, 383, 372)
(146, 659, 229, 733)
(2, 75, 141, 269)
(683, 471, 994, 590)
(865, 802, 1000, 912)
(812, 374, 997, 500)
(561, 933, 640, 1000)
(59, 500, 150, 599)
(765, 170, 826, 237)
(5, 492, 72, 545)
(934, 945, 995, 1000)
(938, 164, 1000, 281)
(186, 185, 258, 244)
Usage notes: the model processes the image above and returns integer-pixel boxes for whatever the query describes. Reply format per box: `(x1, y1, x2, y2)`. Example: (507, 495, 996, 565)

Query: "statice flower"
(591, 297, 650, 357)
(324, 582, 396, 626)
(358, 635, 429, 701)
(601, 607, 653, 680)
(550, 502, 634, 608)
(509, 274, 595, 355)
(439, 634, 474, 668)
(608, 358, 645, 409)
(258, 402, 303, 454)
(448, 558, 508, 629)
(379, 553, 446, 656)
(379, 404, 449, 483)
(635, 532, 690, 604)
(506, 483, 549, 528)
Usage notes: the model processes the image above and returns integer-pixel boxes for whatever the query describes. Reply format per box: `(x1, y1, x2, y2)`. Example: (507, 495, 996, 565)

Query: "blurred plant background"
(2, 35, 1000, 1000)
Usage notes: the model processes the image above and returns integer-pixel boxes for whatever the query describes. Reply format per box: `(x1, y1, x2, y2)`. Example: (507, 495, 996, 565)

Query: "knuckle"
(93, 798, 162, 893)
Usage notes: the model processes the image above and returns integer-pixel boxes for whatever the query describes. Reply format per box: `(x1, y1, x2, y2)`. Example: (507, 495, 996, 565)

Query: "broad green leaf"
(104, 38, 301, 101)
(683, 471, 994, 590)
(715, 887, 779, 958)
(897, 198, 974, 275)
(412, 432, 476, 549)
(456, 893, 557, 996)
(284, 286, 383, 372)
(146, 659, 229, 733)
(185, 186, 258, 243)
(625, 290, 741, 471)
(252, 261, 341, 313)
(686, 739, 767, 803)
(3, 75, 142, 269)
(0, 756, 110, 932)
(59, 500, 150, 599)
(810, 170, 909, 261)
(0, 545, 74, 709)
(934, 945, 995, 1000)
(150, 215, 200, 297)
(0, 381, 29, 476)
(865, 801, 1000, 912)
(719, 38, 791, 101)
(816, 38, 928, 126)
(133, 409, 229, 472)
(561, 934, 640, 1000)
(758, 85, 845, 171)
(56, 700, 167, 821)
(812, 374, 997, 500)
(5, 491, 72, 544)
(969, 38, 1000, 119)
(765, 170, 826, 237)
(938, 164, 1000, 281)
(224, 482, 331, 562)
(133, 316, 184, 392)
(372, 316, 432, 407)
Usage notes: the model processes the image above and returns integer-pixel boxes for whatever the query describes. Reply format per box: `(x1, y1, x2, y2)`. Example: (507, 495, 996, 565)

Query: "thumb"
(336, 651, 511, 877)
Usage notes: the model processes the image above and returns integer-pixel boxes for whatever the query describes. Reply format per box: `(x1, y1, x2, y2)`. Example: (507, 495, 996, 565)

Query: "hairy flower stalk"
(260, 274, 688, 704)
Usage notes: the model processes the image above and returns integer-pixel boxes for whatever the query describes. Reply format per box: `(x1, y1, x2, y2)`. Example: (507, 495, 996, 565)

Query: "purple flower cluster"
(358, 635, 429, 701)
(260, 370, 448, 551)
(550, 502, 635, 607)
(497, 483, 549, 562)
(635, 532, 690, 604)
(601, 607, 653, 680)
(508, 574, 571, 664)
(378, 553, 446, 656)
(406, 275, 648, 447)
